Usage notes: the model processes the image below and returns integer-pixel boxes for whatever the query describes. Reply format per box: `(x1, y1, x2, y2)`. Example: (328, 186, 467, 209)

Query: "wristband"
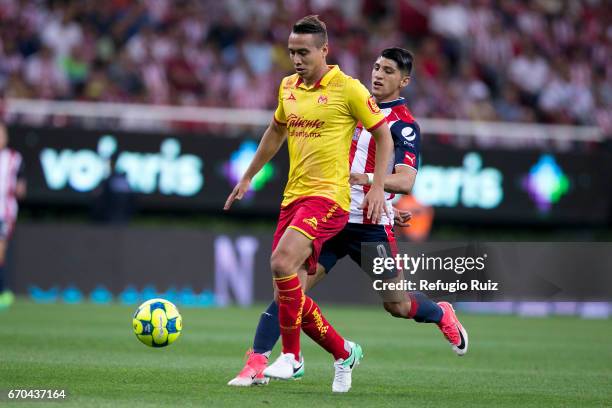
(366, 173, 374, 185)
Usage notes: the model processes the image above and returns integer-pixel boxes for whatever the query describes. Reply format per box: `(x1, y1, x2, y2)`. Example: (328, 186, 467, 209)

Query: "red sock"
(301, 296, 349, 360)
(274, 274, 304, 358)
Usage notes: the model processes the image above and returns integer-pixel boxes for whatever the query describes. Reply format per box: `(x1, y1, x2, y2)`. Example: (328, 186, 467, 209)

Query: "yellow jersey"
(274, 65, 385, 211)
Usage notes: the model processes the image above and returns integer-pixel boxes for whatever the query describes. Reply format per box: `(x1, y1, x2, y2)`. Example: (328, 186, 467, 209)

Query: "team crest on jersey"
(367, 96, 380, 114)
(303, 217, 318, 229)
(317, 95, 328, 104)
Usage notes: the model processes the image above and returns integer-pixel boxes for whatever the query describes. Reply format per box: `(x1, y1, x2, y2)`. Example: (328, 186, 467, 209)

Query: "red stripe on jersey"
(349, 139, 358, 167)
(361, 135, 377, 224)
(384, 224, 398, 258)
(366, 117, 386, 132)
(364, 133, 377, 174)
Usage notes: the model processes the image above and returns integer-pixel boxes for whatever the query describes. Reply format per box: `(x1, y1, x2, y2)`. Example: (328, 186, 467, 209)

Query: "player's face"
(288, 33, 328, 81)
(371, 57, 410, 102)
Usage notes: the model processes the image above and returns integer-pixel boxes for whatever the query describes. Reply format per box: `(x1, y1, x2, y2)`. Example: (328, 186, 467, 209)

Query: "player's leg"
(253, 266, 327, 356)
(380, 278, 468, 355)
(262, 228, 312, 379)
(266, 241, 356, 382)
(227, 263, 330, 386)
(359, 224, 468, 355)
(0, 221, 14, 309)
(300, 292, 363, 393)
(384, 293, 468, 355)
(271, 261, 362, 391)
(227, 296, 277, 386)
(295, 217, 362, 393)
(299, 230, 350, 361)
(265, 198, 362, 391)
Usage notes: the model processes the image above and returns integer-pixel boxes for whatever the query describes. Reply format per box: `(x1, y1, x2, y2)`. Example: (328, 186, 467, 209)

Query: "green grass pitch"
(1, 300, 611, 407)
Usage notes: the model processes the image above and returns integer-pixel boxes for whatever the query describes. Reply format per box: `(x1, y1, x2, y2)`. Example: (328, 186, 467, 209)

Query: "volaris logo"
(413, 152, 503, 209)
(223, 141, 274, 194)
(40, 135, 204, 196)
(523, 154, 569, 212)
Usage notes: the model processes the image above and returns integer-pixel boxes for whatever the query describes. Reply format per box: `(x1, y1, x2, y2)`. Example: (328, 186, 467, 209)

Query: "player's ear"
(400, 75, 410, 89)
(320, 43, 328, 59)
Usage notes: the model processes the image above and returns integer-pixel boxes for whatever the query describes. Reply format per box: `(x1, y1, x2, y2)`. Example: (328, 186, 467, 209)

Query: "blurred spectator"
(24, 46, 68, 98)
(0, 0, 608, 133)
(41, 4, 83, 59)
(494, 84, 528, 122)
(429, 0, 469, 69)
(539, 59, 594, 124)
(508, 42, 549, 106)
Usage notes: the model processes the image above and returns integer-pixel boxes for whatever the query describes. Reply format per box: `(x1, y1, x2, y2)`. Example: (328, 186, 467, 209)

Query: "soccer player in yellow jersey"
(224, 15, 393, 392)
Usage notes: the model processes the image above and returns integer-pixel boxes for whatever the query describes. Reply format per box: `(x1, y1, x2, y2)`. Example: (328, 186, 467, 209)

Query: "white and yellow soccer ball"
(133, 298, 182, 347)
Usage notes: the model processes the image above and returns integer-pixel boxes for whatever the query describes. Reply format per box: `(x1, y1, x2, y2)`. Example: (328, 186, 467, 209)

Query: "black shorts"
(319, 223, 398, 278)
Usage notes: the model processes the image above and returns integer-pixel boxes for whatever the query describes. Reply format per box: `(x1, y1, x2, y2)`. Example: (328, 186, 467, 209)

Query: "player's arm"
(224, 119, 286, 210)
(350, 165, 416, 194)
(351, 120, 421, 194)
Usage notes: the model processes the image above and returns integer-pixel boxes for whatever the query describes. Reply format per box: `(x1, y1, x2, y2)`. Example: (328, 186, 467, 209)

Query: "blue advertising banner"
(8, 126, 612, 223)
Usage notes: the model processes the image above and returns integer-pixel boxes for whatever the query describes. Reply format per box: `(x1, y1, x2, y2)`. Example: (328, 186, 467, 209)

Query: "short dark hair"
(380, 47, 414, 76)
(292, 15, 328, 47)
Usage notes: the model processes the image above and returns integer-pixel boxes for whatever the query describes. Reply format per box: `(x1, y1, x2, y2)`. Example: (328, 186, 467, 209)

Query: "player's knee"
(270, 250, 293, 277)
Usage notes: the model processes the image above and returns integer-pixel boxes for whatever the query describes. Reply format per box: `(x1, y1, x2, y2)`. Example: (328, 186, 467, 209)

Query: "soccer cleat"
(263, 353, 304, 380)
(437, 302, 469, 356)
(227, 350, 270, 387)
(0, 290, 14, 309)
(332, 341, 363, 393)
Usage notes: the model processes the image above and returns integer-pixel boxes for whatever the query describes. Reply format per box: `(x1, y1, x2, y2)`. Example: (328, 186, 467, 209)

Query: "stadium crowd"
(0, 0, 610, 133)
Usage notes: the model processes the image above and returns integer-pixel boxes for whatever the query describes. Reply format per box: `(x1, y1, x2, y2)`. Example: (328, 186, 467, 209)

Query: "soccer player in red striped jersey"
(225, 16, 394, 392)
(227, 47, 468, 388)
(0, 124, 26, 309)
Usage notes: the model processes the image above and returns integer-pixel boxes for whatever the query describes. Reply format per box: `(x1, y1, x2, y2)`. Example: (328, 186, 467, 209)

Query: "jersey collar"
(295, 65, 339, 90)
(377, 97, 405, 109)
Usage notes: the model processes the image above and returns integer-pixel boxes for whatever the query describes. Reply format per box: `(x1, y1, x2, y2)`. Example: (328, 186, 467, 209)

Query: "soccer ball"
(133, 298, 182, 347)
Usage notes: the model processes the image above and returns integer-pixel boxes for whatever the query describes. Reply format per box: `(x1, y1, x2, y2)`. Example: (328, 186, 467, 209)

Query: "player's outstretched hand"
(224, 179, 251, 210)
(362, 185, 389, 224)
(393, 208, 412, 227)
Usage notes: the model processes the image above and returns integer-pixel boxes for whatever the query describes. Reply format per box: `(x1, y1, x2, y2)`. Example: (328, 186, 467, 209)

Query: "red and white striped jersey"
(348, 97, 421, 225)
(0, 148, 24, 222)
